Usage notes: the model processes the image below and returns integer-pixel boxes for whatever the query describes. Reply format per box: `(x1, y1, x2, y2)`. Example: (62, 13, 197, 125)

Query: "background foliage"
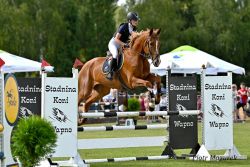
(0, 0, 249, 83)
(127, 97, 140, 111)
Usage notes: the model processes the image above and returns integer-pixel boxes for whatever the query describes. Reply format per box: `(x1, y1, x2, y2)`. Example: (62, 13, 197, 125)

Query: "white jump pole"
(78, 124, 168, 132)
(83, 155, 170, 164)
(80, 110, 200, 118)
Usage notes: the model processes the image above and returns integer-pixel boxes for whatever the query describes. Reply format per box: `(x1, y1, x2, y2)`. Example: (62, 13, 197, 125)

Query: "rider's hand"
(124, 43, 130, 48)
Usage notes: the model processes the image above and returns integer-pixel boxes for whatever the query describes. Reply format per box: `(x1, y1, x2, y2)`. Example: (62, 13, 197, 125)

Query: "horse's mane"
(129, 30, 148, 47)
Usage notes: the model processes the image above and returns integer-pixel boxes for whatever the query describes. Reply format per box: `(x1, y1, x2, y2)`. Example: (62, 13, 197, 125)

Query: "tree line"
(0, 0, 249, 83)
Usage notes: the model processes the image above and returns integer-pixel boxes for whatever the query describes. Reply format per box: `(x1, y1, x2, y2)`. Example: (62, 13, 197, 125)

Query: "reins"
(126, 37, 159, 63)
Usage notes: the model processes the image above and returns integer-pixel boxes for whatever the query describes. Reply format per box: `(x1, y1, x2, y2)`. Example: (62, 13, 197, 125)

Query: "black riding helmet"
(127, 12, 140, 21)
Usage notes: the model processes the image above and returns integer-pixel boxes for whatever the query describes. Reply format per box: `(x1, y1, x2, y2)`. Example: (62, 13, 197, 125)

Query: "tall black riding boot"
(107, 58, 117, 80)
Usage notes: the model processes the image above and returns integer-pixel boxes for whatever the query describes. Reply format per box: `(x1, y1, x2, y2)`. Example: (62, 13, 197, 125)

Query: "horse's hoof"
(78, 118, 87, 126)
(78, 105, 86, 113)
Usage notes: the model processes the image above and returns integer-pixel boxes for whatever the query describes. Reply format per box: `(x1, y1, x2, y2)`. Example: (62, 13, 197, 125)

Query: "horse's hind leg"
(78, 89, 91, 112)
(84, 85, 111, 112)
(78, 78, 93, 112)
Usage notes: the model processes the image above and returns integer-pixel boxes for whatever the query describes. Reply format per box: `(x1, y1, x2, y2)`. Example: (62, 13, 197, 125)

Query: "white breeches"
(108, 38, 120, 59)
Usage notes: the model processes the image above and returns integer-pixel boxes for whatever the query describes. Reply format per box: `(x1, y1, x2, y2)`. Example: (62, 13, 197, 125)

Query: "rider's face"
(131, 20, 138, 27)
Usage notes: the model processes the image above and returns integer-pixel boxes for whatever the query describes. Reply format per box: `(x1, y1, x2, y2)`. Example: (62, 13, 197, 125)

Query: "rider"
(107, 12, 140, 80)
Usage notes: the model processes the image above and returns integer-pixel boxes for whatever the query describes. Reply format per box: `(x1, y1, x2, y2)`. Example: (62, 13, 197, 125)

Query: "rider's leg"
(107, 38, 119, 80)
(110, 57, 117, 71)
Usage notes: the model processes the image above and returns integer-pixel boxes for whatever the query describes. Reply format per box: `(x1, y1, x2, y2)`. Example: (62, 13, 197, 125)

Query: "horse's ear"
(149, 29, 153, 36)
(156, 28, 161, 35)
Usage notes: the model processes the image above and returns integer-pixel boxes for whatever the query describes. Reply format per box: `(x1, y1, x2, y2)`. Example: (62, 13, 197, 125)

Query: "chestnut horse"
(78, 29, 161, 112)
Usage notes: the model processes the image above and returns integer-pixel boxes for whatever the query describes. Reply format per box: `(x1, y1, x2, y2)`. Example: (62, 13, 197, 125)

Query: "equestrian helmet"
(127, 12, 140, 21)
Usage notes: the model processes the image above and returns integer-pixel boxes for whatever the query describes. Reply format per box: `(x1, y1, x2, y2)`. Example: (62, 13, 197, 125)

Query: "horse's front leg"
(146, 73, 161, 87)
(131, 76, 153, 88)
(145, 73, 161, 104)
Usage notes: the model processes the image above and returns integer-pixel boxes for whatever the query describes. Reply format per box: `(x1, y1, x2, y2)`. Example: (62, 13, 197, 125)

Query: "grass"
(75, 119, 250, 167)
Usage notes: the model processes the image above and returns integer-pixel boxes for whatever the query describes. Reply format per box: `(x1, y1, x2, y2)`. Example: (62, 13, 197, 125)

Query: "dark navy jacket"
(114, 23, 136, 43)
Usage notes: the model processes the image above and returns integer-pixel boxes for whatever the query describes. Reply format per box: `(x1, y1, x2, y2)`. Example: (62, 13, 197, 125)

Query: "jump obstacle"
(39, 68, 201, 167)
(75, 110, 199, 165)
(77, 124, 168, 132)
(83, 155, 170, 164)
(1, 67, 247, 167)
(80, 110, 200, 118)
(48, 69, 246, 166)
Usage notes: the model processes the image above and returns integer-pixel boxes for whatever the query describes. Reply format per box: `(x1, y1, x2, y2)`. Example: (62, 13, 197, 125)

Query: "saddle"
(102, 51, 124, 74)
(102, 50, 148, 94)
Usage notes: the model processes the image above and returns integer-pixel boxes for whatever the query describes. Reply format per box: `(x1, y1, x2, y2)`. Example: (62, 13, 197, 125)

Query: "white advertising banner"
(203, 75, 233, 150)
(43, 77, 78, 157)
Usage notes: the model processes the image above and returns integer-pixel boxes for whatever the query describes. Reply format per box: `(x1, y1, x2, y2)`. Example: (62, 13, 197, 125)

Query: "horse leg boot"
(107, 58, 117, 80)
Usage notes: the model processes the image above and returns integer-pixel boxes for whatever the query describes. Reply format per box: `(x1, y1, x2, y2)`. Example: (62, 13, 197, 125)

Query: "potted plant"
(127, 98, 140, 125)
(11, 116, 57, 167)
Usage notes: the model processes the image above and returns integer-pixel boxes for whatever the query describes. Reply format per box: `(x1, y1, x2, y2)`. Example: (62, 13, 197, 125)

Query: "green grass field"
(76, 119, 250, 167)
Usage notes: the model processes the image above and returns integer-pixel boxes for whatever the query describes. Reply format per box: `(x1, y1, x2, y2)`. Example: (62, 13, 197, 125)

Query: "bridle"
(129, 37, 159, 59)
(142, 37, 160, 65)
(126, 33, 160, 66)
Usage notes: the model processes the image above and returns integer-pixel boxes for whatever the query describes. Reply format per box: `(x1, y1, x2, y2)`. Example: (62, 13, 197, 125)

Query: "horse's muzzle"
(153, 57, 161, 67)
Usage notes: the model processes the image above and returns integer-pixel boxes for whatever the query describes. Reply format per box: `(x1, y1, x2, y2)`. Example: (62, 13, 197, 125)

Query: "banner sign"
(17, 78, 41, 117)
(3, 74, 19, 166)
(203, 75, 233, 150)
(43, 77, 78, 157)
(169, 76, 198, 149)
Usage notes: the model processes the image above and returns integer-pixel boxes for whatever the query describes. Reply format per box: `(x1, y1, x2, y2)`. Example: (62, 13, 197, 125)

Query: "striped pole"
(83, 155, 169, 164)
(78, 124, 168, 132)
(80, 110, 200, 118)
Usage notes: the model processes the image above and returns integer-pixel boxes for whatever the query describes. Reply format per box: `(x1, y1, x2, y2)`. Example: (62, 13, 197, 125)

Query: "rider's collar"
(128, 23, 134, 34)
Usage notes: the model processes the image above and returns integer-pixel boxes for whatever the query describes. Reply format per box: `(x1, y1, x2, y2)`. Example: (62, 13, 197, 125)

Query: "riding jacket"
(109, 23, 136, 59)
(114, 23, 137, 43)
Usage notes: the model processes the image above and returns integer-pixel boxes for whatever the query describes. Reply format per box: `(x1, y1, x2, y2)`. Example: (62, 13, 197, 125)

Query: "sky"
(117, 0, 126, 6)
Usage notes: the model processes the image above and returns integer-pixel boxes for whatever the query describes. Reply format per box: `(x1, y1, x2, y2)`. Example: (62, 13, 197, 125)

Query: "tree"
(192, 0, 250, 70)
(77, 0, 116, 61)
(0, 0, 249, 78)
(124, 0, 184, 53)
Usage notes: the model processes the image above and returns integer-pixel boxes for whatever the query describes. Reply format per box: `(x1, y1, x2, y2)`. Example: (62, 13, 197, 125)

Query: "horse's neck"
(123, 49, 150, 74)
(125, 37, 145, 60)
(132, 37, 145, 54)
(124, 49, 142, 64)
(123, 35, 149, 68)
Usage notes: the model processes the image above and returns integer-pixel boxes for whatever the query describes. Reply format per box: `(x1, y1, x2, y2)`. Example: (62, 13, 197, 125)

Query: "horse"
(78, 28, 161, 112)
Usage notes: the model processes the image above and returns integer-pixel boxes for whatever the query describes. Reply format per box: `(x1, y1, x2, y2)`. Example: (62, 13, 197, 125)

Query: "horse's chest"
(137, 65, 150, 78)
(128, 58, 150, 78)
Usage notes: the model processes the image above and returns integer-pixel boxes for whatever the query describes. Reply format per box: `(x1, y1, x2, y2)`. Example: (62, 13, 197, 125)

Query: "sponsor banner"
(43, 77, 77, 157)
(4, 74, 19, 126)
(3, 74, 19, 165)
(203, 75, 233, 150)
(169, 76, 197, 149)
(17, 78, 41, 117)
